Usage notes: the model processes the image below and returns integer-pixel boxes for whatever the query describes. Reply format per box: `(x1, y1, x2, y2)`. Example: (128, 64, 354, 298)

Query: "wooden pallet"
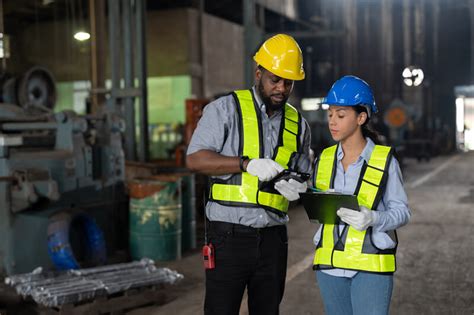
(36, 285, 167, 315)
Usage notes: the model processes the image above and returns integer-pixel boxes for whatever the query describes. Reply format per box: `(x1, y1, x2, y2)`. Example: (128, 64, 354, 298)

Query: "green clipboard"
(300, 191, 359, 224)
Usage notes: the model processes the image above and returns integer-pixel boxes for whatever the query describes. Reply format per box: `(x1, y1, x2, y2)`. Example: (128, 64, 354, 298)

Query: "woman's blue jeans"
(316, 270, 393, 315)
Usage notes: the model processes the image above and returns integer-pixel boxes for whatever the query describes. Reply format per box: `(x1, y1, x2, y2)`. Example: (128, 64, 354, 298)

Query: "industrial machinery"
(0, 66, 57, 111)
(0, 0, 149, 277)
(384, 98, 433, 162)
(0, 91, 127, 275)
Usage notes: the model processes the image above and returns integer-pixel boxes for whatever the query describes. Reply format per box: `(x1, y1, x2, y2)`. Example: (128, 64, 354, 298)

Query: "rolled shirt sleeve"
(187, 95, 235, 156)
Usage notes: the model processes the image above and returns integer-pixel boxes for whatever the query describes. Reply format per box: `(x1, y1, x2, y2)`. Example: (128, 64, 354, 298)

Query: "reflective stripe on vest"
(210, 89, 301, 214)
(313, 144, 397, 273)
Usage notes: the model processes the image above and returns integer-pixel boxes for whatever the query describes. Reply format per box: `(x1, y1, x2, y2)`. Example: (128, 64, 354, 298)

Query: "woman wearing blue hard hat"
(311, 75, 411, 314)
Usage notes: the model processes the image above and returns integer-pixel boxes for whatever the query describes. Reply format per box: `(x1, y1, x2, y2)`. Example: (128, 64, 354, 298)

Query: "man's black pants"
(204, 221, 288, 315)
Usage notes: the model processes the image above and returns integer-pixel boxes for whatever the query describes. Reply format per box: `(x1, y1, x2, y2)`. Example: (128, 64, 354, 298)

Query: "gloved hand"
(337, 206, 374, 231)
(274, 179, 307, 201)
(246, 159, 284, 181)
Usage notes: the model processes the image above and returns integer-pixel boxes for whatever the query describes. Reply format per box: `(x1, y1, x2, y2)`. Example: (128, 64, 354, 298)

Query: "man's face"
(256, 68, 294, 111)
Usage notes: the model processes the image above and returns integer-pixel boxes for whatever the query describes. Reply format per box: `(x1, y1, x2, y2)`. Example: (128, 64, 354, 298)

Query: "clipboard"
(300, 191, 359, 224)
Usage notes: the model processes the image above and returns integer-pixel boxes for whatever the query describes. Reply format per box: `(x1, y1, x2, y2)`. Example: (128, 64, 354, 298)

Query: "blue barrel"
(129, 176, 182, 261)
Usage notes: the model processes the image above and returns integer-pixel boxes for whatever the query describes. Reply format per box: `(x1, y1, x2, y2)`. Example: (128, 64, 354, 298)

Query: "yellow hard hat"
(253, 34, 305, 81)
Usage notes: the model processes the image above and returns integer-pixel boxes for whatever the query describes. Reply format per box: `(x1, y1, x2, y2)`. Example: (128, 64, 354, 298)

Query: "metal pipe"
(199, 0, 206, 97)
(402, 0, 411, 65)
(70, 258, 153, 276)
(122, 0, 136, 161)
(1, 122, 57, 131)
(243, 0, 258, 87)
(136, 0, 149, 162)
(89, 0, 107, 113)
(107, 0, 121, 94)
(7, 263, 182, 307)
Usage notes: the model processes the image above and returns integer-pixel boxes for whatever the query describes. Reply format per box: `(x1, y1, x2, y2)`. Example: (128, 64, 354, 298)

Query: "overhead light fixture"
(74, 31, 90, 41)
(403, 66, 424, 87)
(301, 98, 323, 111)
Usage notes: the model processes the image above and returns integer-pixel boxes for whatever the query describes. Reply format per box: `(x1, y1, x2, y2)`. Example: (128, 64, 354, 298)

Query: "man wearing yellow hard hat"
(187, 34, 311, 314)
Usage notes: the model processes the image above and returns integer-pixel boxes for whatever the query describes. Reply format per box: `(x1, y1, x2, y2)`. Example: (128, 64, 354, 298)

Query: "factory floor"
(128, 151, 474, 315)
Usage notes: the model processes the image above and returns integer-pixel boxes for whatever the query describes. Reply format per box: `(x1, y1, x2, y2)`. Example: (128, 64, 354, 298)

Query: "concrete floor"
(128, 151, 474, 315)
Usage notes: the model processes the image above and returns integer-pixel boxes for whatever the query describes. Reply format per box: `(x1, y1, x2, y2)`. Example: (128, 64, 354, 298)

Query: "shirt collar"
(252, 86, 266, 112)
(336, 137, 375, 163)
(251, 86, 283, 117)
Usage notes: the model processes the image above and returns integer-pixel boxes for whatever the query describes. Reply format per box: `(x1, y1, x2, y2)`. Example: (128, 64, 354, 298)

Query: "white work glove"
(337, 206, 374, 231)
(246, 158, 284, 181)
(274, 179, 307, 201)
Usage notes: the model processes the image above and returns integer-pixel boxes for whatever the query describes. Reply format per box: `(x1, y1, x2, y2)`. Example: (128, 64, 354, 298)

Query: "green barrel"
(181, 173, 196, 252)
(129, 176, 182, 261)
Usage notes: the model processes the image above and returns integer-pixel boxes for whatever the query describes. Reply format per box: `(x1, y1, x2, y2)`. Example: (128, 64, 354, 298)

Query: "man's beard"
(257, 81, 289, 111)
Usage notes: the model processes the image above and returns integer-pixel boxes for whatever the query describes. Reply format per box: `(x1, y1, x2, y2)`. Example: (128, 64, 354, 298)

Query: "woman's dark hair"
(354, 105, 381, 144)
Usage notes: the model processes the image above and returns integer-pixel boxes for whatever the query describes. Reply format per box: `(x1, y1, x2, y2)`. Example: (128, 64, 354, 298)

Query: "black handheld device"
(257, 170, 310, 217)
(270, 170, 310, 187)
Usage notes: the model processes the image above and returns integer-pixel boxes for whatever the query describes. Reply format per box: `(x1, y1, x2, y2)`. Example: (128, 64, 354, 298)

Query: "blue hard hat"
(323, 75, 377, 116)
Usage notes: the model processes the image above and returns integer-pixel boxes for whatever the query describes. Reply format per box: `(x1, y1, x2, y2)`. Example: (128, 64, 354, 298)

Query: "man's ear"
(255, 67, 263, 81)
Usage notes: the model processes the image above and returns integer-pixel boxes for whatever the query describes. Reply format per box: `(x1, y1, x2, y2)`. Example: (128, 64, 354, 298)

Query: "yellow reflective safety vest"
(313, 144, 398, 273)
(210, 89, 302, 216)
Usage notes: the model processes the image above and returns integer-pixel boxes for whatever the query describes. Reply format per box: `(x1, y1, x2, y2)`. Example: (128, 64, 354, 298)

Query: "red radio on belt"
(203, 243, 215, 269)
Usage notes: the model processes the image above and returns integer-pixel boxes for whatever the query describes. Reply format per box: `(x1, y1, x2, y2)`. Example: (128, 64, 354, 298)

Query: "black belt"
(209, 221, 285, 236)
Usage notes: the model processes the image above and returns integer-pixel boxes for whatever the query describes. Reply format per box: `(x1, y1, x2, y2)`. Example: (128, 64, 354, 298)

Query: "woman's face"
(327, 106, 366, 142)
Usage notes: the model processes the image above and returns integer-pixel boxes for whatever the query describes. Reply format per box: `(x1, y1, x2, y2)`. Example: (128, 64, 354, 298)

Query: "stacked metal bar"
(4, 258, 183, 307)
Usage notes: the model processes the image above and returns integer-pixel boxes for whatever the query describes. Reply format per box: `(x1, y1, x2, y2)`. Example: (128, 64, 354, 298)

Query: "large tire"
(47, 210, 106, 270)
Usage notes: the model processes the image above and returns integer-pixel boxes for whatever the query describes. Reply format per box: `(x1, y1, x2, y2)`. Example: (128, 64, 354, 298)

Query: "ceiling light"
(302, 98, 323, 111)
(74, 31, 90, 41)
(403, 66, 424, 87)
